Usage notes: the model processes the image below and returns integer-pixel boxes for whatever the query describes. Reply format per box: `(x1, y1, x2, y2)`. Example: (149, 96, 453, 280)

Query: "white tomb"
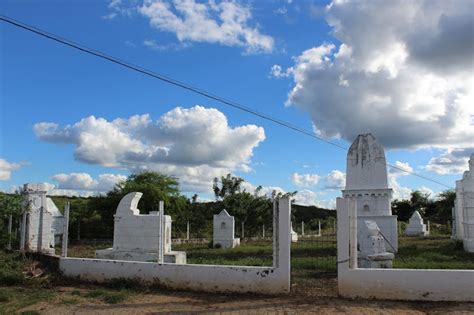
(290, 222, 298, 243)
(213, 209, 240, 249)
(342, 133, 398, 252)
(95, 192, 186, 263)
(20, 183, 64, 254)
(406, 211, 428, 236)
(454, 154, 474, 252)
(358, 220, 394, 268)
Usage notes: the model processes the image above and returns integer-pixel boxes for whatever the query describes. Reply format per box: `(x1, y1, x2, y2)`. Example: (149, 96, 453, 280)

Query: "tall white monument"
(342, 133, 398, 252)
(96, 192, 186, 263)
(454, 154, 474, 252)
(213, 209, 240, 248)
(20, 183, 64, 254)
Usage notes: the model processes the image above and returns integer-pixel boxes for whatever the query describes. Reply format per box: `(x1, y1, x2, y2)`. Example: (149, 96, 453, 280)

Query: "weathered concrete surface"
(337, 197, 474, 302)
(454, 154, 474, 252)
(95, 192, 186, 262)
(342, 134, 398, 251)
(59, 258, 287, 294)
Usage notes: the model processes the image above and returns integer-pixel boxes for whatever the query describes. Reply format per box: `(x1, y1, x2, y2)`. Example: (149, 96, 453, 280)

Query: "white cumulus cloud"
(276, 0, 474, 152)
(0, 159, 24, 181)
(52, 172, 127, 192)
(139, 0, 274, 54)
(35, 106, 265, 193)
(291, 172, 320, 187)
(425, 148, 473, 174)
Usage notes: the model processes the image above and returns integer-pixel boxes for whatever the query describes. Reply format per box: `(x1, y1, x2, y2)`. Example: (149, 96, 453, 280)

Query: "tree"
(213, 174, 244, 200)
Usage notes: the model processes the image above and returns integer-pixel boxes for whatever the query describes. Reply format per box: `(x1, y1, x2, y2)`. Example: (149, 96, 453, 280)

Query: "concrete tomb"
(20, 183, 64, 254)
(453, 154, 474, 252)
(95, 192, 186, 263)
(291, 222, 298, 243)
(406, 211, 428, 236)
(213, 209, 240, 248)
(342, 133, 398, 252)
(358, 220, 394, 268)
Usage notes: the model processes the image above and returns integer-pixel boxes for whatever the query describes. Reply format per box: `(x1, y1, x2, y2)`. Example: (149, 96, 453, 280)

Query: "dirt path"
(21, 286, 474, 315)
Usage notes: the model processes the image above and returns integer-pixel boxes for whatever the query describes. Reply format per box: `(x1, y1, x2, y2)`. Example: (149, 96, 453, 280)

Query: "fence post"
(262, 224, 265, 238)
(7, 214, 12, 250)
(427, 220, 431, 234)
(272, 199, 279, 268)
(61, 202, 70, 257)
(301, 221, 304, 236)
(318, 221, 321, 237)
(349, 198, 358, 269)
(186, 220, 190, 240)
(20, 211, 27, 251)
(242, 221, 245, 239)
(158, 201, 164, 263)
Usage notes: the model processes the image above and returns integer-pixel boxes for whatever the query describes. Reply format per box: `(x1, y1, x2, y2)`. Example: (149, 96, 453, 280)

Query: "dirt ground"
(19, 279, 474, 315)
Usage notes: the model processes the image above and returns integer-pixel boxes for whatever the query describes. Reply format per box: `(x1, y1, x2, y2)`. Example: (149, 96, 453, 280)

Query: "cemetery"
(1, 135, 473, 312)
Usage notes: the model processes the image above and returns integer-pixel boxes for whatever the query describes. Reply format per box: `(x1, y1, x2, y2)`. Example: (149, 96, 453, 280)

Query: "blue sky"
(1, 0, 473, 207)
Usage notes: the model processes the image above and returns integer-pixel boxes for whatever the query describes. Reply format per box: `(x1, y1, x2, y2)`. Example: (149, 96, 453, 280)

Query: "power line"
(0, 15, 452, 189)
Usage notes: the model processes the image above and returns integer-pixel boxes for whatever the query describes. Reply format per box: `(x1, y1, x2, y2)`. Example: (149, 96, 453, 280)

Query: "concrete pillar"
(349, 198, 358, 269)
(61, 202, 70, 257)
(20, 212, 27, 251)
(242, 221, 245, 239)
(186, 221, 190, 240)
(158, 201, 164, 263)
(301, 221, 304, 236)
(7, 214, 12, 250)
(262, 224, 265, 238)
(37, 194, 45, 252)
(427, 220, 431, 234)
(318, 221, 322, 237)
(272, 199, 279, 268)
(277, 197, 291, 289)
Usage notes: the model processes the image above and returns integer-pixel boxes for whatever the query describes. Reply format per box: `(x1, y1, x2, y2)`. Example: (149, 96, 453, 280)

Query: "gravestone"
(20, 183, 64, 254)
(406, 211, 428, 236)
(213, 209, 240, 248)
(358, 220, 394, 268)
(342, 133, 398, 252)
(454, 154, 474, 252)
(95, 192, 186, 263)
(291, 222, 298, 243)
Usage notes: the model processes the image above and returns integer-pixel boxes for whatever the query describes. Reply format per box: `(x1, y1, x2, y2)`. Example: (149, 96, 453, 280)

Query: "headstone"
(454, 154, 474, 252)
(358, 220, 394, 268)
(291, 222, 298, 243)
(20, 183, 64, 254)
(342, 133, 398, 252)
(213, 209, 240, 248)
(95, 192, 186, 263)
(405, 211, 428, 236)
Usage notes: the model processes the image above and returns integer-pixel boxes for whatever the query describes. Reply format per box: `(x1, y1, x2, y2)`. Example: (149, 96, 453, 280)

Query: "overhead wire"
(0, 14, 453, 189)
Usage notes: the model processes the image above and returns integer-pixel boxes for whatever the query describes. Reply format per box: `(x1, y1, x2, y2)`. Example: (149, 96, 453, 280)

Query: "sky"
(0, 0, 473, 208)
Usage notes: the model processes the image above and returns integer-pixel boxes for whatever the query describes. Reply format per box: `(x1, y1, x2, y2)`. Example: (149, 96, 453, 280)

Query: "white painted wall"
(61, 197, 292, 294)
(337, 197, 474, 302)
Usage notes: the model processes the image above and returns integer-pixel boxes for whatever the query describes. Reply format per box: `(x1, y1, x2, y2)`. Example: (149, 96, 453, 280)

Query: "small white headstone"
(405, 211, 428, 236)
(213, 209, 240, 248)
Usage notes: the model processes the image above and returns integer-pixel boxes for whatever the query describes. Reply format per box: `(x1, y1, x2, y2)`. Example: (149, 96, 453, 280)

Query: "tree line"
(0, 172, 454, 244)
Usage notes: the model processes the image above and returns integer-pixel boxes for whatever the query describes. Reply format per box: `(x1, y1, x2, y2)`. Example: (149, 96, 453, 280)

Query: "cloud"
(322, 170, 345, 189)
(291, 173, 320, 187)
(35, 106, 265, 193)
(138, 0, 274, 54)
(0, 159, 24, 181)
(387, 161, 415, 200)
(388, 160, 414, 176)
(143, 39, 189, 51)
(276, 0, 474, 150)
(52, 173, 127, 192)
(425, 148, 473, 174)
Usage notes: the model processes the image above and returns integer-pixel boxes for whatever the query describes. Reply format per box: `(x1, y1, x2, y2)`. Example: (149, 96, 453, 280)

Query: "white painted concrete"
(95, 192, 186, 263)
(454, 154, 474, 252)
(337, 197, 474, 302)
(290, 222, 298, 243)
(406, 211, 428, 236)
(21, 183, 64, 254)
(61, 197, 292, 294)
(342, 134, 398, 251)
(213, 209, 240, 248)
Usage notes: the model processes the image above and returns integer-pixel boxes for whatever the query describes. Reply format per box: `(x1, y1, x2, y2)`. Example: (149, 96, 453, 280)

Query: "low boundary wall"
(337, 197, 474, 302)
(60, 198, 291, 294)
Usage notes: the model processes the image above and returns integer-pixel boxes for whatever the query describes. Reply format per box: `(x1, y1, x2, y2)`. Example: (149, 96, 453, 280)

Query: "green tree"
(213, 174, 244, 200)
